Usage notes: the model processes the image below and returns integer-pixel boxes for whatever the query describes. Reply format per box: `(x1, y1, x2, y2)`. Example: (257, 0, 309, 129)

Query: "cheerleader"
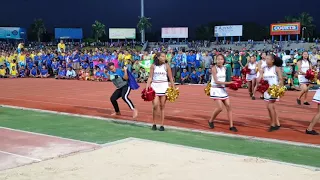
(296, 51, 312, 105)
(146, 52, 175, 131)
(306, 89, 320, 135)
(246, 56, 258, 100)
(255, 52, 267, 99)
(208, 54, 237, 132)
(257, 54, 283, 132)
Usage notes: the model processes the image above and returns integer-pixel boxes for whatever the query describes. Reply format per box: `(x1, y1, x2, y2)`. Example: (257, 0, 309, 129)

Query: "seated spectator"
(93, 67, 107, 81)
(61, 60, 67, 69)
(97, 59, 107, 72)
(180, 69, 190, 84)
(196, 67, 205, 84)
(10, 60, 17, 74)
(292, 72, 300, 91)
(0, 65, 7, 78)
(84, 68, 91, 81)
(56, 66, 66, 79)
(283, 62, 293, 89)
(78, 66, 85, 80)
(19, 66, 26, 78)
(190, 70, 199, 84)
(205, 64, 213, 82)
(66, 59, 73, 69)
(40, 65, 50, 78)
(132, 69, 139, 82)
(29, 65, 38, 78)
(51, 58, 59, 76)
(10, 66, 18, 78)
(138, 67, 149, 83)
(66, 67, 77, 79)
(81, 60, 89, 70)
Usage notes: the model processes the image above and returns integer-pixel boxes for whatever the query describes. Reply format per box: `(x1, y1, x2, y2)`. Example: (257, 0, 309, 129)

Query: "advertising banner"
(0, 27, 27, 39)
(161, 27, 188, 38)
(109, 28, 136, 39)
(214, 25, 243, 37)
(270, 22, 301, 35)
(55, 28, 83, 39)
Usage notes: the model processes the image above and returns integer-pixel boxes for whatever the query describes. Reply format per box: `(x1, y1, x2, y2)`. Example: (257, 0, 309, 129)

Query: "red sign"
(270, 22, 301, 35)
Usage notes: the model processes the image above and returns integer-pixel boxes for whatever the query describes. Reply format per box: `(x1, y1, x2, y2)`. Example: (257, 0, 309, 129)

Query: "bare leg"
(159, 96, 167, 126)
(307, 104, 320, 131)
(152, 96, 160, 125)
(251, 78, 257, 97)
(209, 100, 224, 122)
(298, 84, 307, 100)
(267, 102, 276, 126)
(247, 81, 252, 96)
(222, 99, 234, 127)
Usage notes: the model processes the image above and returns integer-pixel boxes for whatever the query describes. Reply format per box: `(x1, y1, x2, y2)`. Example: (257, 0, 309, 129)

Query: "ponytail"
(270, 54, 283, 67)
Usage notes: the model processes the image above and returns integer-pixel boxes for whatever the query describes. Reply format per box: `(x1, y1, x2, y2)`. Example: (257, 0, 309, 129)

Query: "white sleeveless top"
(263, 66, 278, 86)
(248, 62, 257, 75)
(260, 60, 267, 69)
(211, 66, 226, 87)
(300, 60, 310, 74)
(152, 64, 167, 82)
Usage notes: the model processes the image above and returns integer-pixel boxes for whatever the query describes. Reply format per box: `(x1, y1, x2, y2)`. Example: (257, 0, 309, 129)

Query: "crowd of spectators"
(1, 40, 320, 92)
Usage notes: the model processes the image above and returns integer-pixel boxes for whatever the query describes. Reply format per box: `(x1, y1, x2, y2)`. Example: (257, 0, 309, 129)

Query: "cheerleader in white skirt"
(296, 51, 312, 106)
(306, 89, 320, 135)
(255, 52, 267, 99)
(257, 54, 283, 132)
(146, 52, 175, 131)
(246, 56, 258, 100)
(208, 54, 237, 132)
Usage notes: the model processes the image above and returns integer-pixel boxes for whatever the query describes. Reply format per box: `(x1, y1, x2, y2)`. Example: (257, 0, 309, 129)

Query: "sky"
(1, 0, 319, 36)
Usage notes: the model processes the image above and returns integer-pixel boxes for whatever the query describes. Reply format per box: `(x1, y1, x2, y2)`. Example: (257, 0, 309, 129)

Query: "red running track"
(0, 78, 319, 144)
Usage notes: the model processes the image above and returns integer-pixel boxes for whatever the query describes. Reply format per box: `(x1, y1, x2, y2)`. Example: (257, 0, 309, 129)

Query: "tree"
(31, 19, 46, 42)
(295, 12, 315, 39)
(92, 20, 106, 42)
(137, 16, 152, 43)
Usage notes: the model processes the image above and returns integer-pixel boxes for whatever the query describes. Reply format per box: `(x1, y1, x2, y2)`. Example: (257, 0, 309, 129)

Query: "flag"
(127, 70, 139, 90)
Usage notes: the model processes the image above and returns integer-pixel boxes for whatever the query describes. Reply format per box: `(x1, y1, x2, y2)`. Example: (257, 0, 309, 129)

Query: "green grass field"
(1, 107, 320, 167)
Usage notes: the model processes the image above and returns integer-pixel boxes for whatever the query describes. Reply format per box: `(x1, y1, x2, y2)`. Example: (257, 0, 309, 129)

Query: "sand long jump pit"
(1, 138, 319, 180)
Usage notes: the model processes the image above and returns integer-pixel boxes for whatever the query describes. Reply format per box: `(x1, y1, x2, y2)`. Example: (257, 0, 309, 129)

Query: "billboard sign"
(161, 27, 188, 38)
(214, 25, 243, 37)
(270, 22, 301, 35)
(0, 27, 27, 39)
(55, 28, 83, 39)
(109, 28, 136, 39)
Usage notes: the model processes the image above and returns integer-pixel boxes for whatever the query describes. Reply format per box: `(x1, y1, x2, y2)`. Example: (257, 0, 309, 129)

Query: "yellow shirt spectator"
(11, 69, 17, 76)
(118, 53, 124, 63)
(0, 56, 5, 65)
(19, 54, 26, 64)
(10, 62, 16, 70)
(0, 68, 5, 76)
(124, 54, 132, 65)
(58, 43, 66, 52)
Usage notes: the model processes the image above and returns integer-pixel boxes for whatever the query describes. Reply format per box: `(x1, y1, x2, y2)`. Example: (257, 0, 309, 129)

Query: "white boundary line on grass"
(0, 127, 100, 147)
(128, 138, 320, 171)
(100, 138, 134, 147)
(0, 150, 42, 162)
(1, 104, 320, 149)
